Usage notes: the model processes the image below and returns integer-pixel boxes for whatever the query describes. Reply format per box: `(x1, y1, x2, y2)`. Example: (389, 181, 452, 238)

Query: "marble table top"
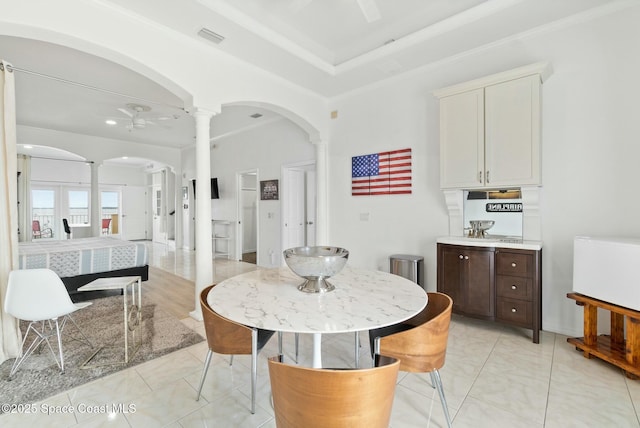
(207, 266, 427, 334)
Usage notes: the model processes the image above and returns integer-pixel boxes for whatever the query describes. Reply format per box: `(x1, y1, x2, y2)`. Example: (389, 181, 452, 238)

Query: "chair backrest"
(32, 220, 41, 232)
(102, 218, 111, 228)
(378, 292, 453, 373)
(63, 218, 71, 234)
(4, 269, 79, 321)
(200, 285, 253, 355)
(268, 355, 400, 428)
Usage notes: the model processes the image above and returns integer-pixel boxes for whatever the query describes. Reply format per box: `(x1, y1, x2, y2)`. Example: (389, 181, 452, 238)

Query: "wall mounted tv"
(192, 178, 219, 199)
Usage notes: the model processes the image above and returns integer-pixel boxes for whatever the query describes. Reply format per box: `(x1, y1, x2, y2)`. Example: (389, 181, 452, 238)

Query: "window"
(101, 191, 119, 219)
(68, 190, 89, 225)
(32, 189, 55, 232)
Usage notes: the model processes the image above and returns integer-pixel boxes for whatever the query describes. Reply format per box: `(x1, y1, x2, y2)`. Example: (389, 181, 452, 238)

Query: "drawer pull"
(511, 308, 517, 313)
(511, 285, 517, 290)
(511, 262, 517, 267)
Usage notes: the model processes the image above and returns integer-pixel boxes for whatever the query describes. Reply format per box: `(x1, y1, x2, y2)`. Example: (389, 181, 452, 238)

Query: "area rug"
(0, 294, 204, 406)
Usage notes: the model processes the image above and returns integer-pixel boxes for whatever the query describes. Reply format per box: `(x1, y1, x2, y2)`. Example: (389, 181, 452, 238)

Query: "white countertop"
(207, 266, 428, 334)
(437, 236, 542, 251)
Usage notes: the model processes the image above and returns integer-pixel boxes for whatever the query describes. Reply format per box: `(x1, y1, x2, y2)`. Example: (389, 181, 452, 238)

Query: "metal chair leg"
(54, 318, 65, 373)
(295, 333, 299, 363)
(9, 322, 47, 378)
(430, 369, 452, 428)
(251, 329, 258, 414)
(62, 314, 93, 348)
(354, 331, 360, 368)
(196, 349, 213, 401)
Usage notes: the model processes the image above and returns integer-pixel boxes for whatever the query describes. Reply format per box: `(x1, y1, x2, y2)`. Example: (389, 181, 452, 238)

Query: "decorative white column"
(90, 161, 100, 237)
(521, 186, 542, 241)
(443, 189, 464, 236)
(314, 139, 328, 245)
(190, 108, 215, 321)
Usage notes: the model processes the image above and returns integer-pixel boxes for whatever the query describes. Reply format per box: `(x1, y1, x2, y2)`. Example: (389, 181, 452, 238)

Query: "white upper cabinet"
(485, 75, 541, 187)
(435, 63, 551, 190)
(439, 88, 484, 189)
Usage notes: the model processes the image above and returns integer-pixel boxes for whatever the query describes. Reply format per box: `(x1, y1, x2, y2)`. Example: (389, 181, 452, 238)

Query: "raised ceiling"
(1, 0, 626, 165)
(105, 0, 620, 96)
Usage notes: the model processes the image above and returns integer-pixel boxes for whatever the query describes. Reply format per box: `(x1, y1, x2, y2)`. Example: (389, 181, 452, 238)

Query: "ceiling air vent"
(198, 28, 225, 44)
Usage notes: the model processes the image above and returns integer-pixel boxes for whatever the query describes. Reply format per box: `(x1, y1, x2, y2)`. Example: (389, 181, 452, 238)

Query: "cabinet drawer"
(496, 298, 532, 327)
(496, 252, 532, 277)
(496, 275, 532, 301)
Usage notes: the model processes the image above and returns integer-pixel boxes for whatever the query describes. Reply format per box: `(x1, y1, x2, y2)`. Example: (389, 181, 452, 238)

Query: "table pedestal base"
(312, 333, 322, 368)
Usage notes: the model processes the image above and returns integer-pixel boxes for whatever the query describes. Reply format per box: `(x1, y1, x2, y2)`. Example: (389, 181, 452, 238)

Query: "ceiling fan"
(114, 103, 177, 131)
(289, 0, 381, 23)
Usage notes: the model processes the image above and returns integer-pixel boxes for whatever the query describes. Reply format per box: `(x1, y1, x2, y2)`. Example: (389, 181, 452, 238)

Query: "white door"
(305, 171, 316, 246)
(121, 186, 147, 240)
(284, 169, 306, 249)
(152, 185, 166, 243)
(236, 171, 258, 261)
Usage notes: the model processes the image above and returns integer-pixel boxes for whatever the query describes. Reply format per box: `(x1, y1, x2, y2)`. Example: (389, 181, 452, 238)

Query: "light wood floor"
(142, 266, 195, 320)
(142, 242, 259, 319)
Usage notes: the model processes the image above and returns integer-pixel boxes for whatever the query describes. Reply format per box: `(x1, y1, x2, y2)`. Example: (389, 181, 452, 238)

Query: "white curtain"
(0, 60, 21, 363)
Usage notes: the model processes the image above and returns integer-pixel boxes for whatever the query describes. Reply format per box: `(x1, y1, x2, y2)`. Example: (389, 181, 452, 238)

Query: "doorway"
(281, 161, 317, 258)
(121, 186, 147, 240)
(237, 170, 258, 264)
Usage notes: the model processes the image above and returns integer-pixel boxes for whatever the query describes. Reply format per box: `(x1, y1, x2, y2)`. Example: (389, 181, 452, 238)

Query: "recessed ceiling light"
(24, 145, 33, 149)
(105, 119, 117, 126)
(122, 156, 129, 160)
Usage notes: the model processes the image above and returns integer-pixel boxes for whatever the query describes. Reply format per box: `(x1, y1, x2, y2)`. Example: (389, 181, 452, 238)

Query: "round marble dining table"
(207, 265, 427, 368)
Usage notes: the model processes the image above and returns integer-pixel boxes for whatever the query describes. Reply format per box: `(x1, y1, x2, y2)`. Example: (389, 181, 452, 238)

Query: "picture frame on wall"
(260, 180, 279, 200)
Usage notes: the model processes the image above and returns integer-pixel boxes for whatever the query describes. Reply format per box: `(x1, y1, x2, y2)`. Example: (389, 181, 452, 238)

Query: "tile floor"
(3, 242, 640, 427)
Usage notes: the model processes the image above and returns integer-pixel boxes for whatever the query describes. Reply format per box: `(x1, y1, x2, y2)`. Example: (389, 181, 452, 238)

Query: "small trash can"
(389, 254, 425, 289)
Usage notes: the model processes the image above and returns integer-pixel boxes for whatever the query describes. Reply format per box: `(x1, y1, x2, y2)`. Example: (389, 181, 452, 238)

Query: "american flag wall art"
(351, 148, 412, 196)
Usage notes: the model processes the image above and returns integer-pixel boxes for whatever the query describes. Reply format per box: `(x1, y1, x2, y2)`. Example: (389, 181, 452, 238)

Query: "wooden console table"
(567, 292, 640, 378)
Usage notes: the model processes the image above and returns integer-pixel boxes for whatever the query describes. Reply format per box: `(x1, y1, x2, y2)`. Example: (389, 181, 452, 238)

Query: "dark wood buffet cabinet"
(437, 243, 542, 343)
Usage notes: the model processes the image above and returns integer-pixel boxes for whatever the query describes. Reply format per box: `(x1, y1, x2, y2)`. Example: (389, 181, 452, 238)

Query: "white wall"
(327, 6, 640, 337)
(182, 118, 314, 266)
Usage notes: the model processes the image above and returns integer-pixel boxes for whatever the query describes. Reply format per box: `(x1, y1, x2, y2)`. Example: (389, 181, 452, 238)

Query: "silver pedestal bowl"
(283, 246, 349, 293)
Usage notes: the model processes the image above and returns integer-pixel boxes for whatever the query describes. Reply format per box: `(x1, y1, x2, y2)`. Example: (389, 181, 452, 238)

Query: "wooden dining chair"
(196, 284, 277, 414)
(268, 354, 400, 428)
(369, 292, 454, 428)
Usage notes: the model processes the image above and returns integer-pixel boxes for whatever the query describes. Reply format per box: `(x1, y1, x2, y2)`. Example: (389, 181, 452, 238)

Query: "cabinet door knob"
(511, 308, 517, 313)
(464, 255, 469, 260)
(478, 171, 483, 183)
(486, 171, 490, 183)
(459, 254, 464, 259)
(511, 285, 517, 290)
(511, 262, 517, 267)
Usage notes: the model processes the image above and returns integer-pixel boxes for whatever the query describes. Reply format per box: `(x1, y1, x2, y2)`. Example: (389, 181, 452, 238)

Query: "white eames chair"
(4, 269, 93, 378)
